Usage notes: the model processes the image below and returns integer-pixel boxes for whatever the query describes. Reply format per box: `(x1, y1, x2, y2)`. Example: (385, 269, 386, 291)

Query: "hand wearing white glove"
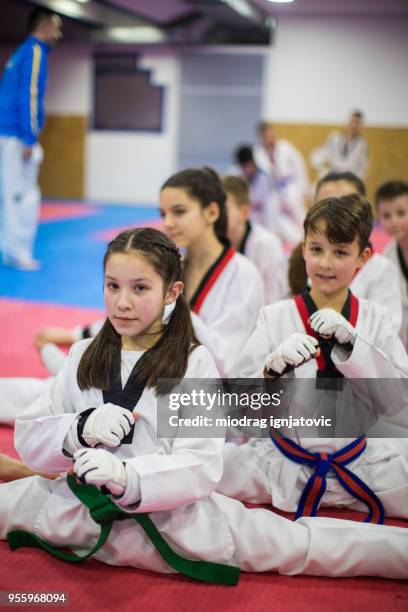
(309, 309, 356, 345)
(264, 333, 319, 375)
(81, 404, 134, 448)
(73, 448, 126, 496)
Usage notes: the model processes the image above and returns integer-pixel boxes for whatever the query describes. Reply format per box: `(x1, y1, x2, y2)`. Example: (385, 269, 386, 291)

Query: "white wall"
(262, 16, 408, 126)
(47, 47, 180, 204)
(47, 45, 92, 115)
(86, 52, 181, 204)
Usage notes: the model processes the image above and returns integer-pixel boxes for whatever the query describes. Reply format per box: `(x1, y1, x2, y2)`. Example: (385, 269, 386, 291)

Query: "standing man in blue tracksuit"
(0, 8, 62, 270)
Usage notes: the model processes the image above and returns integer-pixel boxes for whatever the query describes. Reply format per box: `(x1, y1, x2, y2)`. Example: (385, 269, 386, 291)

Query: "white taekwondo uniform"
(219, 291, 408, 519)
(383, 240, 408, 349)
(254, 140, 310, 243)
(238, 221, 287, 304)
(188, 245, 264, 377)
(350, 251, 402, 334)
(1, 339, 408, 579)
(310, 131, 369, 180)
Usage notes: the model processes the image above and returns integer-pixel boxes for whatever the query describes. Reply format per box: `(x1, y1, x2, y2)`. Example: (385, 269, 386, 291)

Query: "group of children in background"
(0, 166, 407, 583)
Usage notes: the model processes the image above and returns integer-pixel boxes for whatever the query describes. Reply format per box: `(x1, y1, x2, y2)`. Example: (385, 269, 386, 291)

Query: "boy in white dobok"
(287, 171, 402, 331)
(219, 194, 408, 521)
(222, 175, 287, 304)
(376, 180, 408, 350)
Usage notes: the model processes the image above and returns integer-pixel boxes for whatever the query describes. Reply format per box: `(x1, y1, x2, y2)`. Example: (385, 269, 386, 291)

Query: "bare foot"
(34, 327, 75, 349)
(0, 453, 57, 482)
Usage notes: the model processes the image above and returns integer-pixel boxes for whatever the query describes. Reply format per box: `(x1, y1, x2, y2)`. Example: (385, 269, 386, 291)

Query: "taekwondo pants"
(0, 137, 42, 263)
(0, 378, 51, 426)
(1, 475, 408, 579)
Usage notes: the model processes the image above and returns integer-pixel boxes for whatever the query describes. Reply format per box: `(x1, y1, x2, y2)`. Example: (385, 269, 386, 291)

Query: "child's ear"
(300, 241, 306, 259)
(165, 280, 184, 304)
(242, 204, 251, 222)
(356, 246, 371, 269)
(205, 201, 220, 225)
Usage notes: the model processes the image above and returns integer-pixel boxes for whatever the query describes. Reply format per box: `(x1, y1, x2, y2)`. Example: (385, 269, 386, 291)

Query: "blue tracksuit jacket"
(0, 36, 49, 146)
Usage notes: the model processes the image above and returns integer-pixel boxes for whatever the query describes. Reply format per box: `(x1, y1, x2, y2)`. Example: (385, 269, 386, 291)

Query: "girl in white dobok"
(159, 167, 264, 377)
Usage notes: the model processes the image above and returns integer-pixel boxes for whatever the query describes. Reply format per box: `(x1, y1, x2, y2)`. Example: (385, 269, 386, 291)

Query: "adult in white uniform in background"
(254, 122, 310, 243)
(0, 8, 62, 270)
(310, 110, 369, 180)
(220, 195, 408, 521)
(159, 167, 264, 377)
(287, 171, 402, 332)
(3, 227, 408, 581)
(376, 180, 408, 350)
(222, 174, 287, 303)
(232, 145, 280, 233)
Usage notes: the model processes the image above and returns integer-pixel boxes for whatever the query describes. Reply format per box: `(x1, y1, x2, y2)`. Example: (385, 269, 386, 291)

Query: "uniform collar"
(28, 35, 51, 53)
(238, 221, 252, 254)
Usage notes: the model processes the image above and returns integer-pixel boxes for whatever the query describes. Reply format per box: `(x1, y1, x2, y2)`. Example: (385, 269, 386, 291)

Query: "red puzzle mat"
(1, 545, 407, 612)
(93, 218, 162, 242)
(0, 298, 104, 377)
(39, 202, 100, 223)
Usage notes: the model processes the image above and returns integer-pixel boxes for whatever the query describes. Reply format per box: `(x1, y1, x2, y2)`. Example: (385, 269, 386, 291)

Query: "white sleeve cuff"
(62, 414, 83, 456)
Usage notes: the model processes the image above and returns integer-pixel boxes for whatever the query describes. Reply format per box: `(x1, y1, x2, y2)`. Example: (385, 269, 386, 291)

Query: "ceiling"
(107, 0, 408, 22)
(1, 0, 407, 46)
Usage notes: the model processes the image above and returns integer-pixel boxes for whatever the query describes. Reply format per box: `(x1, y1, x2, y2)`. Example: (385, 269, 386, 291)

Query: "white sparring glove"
(73, 448, 126, 496)
(309, 309, 357, 345)
(81, 403, 134, 448)
(265, 333, 319, 375)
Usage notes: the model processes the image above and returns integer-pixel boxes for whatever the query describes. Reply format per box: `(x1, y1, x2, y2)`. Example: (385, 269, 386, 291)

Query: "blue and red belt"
(270, 432, 385, 524)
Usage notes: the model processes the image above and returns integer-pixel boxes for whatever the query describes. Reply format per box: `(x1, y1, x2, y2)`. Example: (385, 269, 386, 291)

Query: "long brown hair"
(77, 228, 199, 394)
(288, 243, 308, 296)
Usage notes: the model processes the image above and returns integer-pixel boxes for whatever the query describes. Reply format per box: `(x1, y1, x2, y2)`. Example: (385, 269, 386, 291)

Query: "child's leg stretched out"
(0, 454, 56, 481)
(215, 492, 408, 579)
(0, 378, 51, 425)
(0, 476, 408, 579)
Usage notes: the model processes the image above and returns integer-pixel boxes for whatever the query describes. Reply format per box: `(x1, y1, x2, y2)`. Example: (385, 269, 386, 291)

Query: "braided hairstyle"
(77, 227, 199, 393)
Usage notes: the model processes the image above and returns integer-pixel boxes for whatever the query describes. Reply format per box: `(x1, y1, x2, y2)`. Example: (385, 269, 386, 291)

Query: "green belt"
(7, 474, 240, 586)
